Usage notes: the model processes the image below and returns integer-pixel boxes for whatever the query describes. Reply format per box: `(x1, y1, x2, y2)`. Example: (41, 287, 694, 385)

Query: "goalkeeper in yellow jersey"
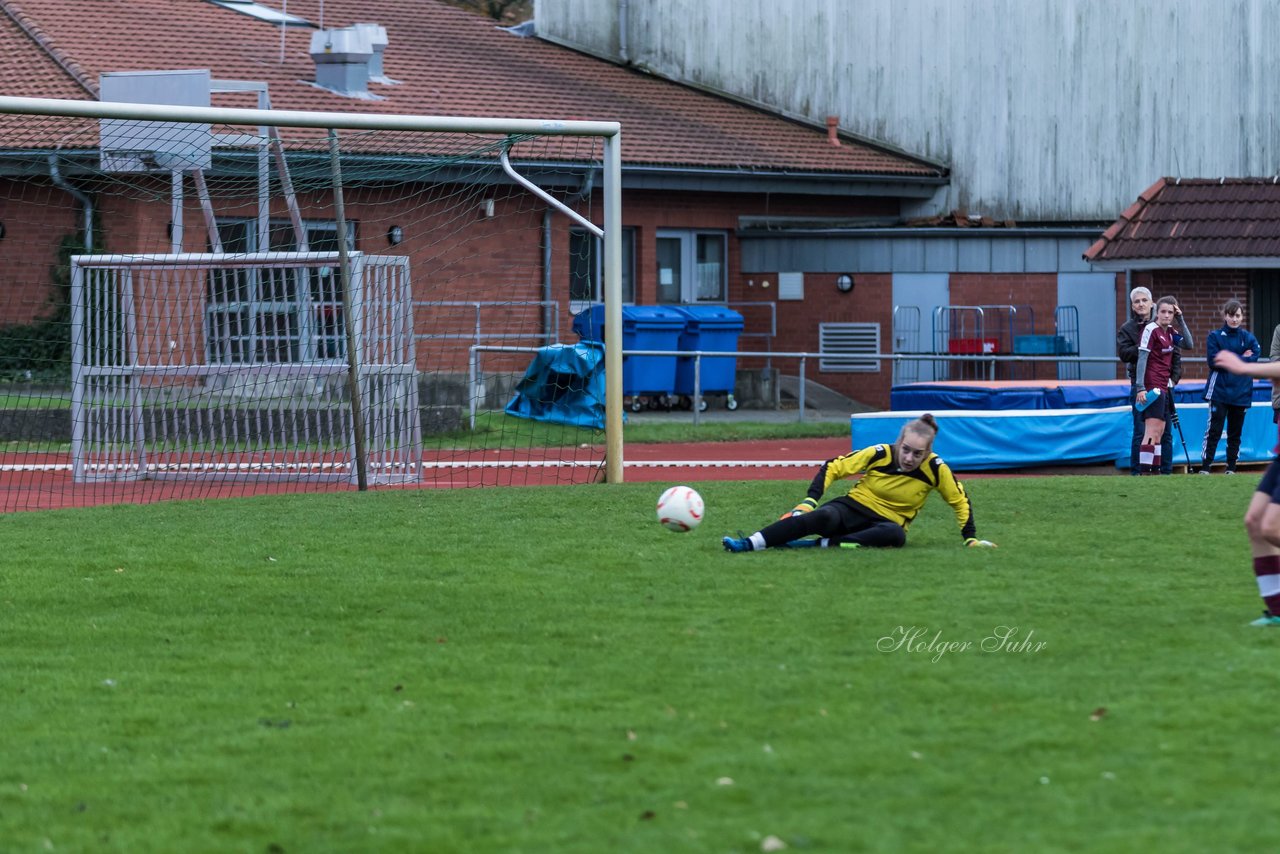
(722, 413, 996, 552)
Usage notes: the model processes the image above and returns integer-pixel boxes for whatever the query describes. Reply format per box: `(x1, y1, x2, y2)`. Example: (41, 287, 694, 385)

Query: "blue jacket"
(1204, 324, 1260, 406)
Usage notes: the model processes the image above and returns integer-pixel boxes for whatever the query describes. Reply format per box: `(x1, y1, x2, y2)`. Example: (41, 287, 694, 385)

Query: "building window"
(656, 229, 726, 303)
(569, 227, 635, 310)
(206, 219, 355, 364)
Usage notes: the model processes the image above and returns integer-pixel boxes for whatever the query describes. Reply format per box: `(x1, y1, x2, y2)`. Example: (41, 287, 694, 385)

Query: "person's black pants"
(1201, 402, 1248, 470)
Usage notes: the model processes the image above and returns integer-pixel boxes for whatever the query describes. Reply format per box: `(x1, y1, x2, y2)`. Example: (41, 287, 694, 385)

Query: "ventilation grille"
(819, 322, 880, 372)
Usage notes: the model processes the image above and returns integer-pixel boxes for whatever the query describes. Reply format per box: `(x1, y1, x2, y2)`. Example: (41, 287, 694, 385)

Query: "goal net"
(0, 93, 622, 512)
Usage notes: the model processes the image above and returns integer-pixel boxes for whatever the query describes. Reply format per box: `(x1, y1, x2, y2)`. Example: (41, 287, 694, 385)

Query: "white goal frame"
(0, 94, 627, 484)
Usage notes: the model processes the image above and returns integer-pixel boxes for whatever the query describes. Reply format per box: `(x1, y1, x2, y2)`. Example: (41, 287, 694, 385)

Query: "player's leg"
(816, 500, 905, 549)
(827, 520, 907, 549)
(1200, 402, 1227, 473)
(723, 502, 848, 552)
(1224, 404, 1246, 473)
(1244, 460, 1280, 625)
(1141, 412, 1166, 475)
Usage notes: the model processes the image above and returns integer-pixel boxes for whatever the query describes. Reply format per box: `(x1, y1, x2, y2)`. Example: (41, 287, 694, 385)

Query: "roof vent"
(309, 27, 374, 98)
(826, 116, 841, 147)
(352, 23, 391, 81)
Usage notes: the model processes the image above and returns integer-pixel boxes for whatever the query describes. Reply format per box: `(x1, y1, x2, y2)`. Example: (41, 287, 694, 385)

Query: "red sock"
(1254, 555, 1280, 615)
(1139, 443, 1155, 474)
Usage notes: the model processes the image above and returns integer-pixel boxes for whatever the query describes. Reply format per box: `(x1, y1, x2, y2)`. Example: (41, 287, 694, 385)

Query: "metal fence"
(468, 345, 1168, 427)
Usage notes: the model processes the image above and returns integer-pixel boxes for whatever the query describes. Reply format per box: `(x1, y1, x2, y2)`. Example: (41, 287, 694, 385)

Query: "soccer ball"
(657, 486, 704, 532)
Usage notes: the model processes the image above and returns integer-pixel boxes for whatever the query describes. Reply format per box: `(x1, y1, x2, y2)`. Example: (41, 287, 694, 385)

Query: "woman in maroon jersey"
(1135, 296, 1194, 474)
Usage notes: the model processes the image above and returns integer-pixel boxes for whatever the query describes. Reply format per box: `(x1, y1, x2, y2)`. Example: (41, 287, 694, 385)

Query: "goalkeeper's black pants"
(758, 497, 907, 549)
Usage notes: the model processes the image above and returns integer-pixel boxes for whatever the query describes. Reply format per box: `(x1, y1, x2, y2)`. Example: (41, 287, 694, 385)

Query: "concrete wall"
(538, 0, 1280, 222)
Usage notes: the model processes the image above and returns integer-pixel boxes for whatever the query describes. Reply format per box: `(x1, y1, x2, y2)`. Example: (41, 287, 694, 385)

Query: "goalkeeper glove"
(780, 497, 818, 520)
(965, 538, 997, 548)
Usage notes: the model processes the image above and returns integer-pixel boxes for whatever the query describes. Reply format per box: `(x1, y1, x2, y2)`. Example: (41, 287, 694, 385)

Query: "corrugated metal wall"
(537, 0, 1280, 222)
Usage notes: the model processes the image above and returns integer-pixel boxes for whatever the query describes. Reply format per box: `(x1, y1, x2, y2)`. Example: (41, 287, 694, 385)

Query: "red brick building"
(0, 0, 963, 408)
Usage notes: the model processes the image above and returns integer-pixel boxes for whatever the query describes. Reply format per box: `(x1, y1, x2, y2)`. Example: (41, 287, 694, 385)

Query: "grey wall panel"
(540, 0, 1280, 222)
(1058, 240, 1096, 273)
(956, 240, 992, 272)
(923, 239, 958, 273)
(990, 241, 1026, 273)
(742, 235, 1101, 274)
(891, 239, 927, 272)
(857, 241, 893, 272)
(1024, 239, 1059, 273)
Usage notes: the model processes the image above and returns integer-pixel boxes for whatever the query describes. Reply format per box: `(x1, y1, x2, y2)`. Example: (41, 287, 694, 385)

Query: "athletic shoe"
(838, 542, 863, 550)
(1225, 469, 1237, 475)
(1198, 469, 1211, 475)
(1249, 611, 1280, 627)
(722, 536, 753, 553)
(783, 538, 822, 549)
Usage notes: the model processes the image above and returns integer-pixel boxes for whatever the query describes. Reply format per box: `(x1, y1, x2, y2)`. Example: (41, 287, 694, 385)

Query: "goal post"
(0, 93, 625, 511)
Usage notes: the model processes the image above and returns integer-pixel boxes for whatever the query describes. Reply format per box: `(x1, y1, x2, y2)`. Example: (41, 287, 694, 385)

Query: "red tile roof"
(0, 0, 941, 178)
(0, 6, 87, 100)
(1085, 177, 1280, 264)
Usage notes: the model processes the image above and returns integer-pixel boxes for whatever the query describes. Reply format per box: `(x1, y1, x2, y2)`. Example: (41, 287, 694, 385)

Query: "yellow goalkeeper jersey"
(807, 444, 976, 540)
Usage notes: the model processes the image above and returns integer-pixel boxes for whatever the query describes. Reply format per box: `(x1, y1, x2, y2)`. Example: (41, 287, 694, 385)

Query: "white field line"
(0, 459, 824, 473)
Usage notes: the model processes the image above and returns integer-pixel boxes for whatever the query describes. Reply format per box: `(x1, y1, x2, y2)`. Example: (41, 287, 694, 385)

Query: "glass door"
(656, 230, 726, 303)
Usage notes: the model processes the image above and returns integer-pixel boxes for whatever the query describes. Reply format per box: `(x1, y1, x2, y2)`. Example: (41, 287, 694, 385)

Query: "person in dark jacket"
(1200, 299, 1260, 474)
(1117, 287, 1183, 474)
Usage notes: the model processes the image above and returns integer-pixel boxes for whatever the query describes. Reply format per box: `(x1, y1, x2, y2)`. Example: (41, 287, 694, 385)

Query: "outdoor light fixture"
(387, 225, 403, 246)
(836, 274, 854, 293)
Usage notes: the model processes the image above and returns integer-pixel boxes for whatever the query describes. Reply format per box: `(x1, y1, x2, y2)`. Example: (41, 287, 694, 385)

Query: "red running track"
(0, 440, 845, 512)
(2, 437, 1067, 513)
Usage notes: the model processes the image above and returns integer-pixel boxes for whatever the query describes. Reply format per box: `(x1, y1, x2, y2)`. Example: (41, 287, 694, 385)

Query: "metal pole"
(798, 357, 807, 423)
(468, 346, 479, 430)
(692, 353, 702, 427)
(602, 132, 624, 483)
(328, 129, 368, 490)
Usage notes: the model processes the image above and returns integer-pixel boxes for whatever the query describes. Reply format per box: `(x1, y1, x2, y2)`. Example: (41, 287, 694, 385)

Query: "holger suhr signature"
(877, 625, 1047, 663)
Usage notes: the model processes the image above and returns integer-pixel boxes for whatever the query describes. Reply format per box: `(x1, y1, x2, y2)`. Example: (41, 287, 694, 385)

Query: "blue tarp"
(891, 379, 1273, 411)
(505, 342, 606, 429)
(851, 404, 1277, 471)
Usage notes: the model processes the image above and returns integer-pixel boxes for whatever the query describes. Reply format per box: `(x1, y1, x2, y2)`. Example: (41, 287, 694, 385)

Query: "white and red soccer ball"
(657, 486, 704, 532)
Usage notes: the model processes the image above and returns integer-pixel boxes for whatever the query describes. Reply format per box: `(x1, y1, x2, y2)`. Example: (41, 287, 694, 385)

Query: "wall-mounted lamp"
(835, 274, 855, 294)
(480, 198, 495, 218)
(387, 225, 403, 246)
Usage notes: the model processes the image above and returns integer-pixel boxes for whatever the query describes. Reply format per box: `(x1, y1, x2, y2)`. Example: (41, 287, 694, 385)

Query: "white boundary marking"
(0, 460, 823, 473)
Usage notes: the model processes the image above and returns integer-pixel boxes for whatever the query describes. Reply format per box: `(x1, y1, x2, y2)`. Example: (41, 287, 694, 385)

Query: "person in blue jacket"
(1200, 299, 1260, 474)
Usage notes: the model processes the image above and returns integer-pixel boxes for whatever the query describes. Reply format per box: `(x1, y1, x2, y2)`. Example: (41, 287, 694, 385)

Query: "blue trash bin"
(671, 306, 744, 409)
(572, 305, 686, 408)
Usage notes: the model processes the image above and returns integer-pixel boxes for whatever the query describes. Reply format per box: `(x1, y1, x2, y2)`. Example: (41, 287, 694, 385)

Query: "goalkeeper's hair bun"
(898, 413, 939, 446)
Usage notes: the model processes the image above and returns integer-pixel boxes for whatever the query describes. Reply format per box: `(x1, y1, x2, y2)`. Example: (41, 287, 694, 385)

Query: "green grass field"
(1, 475, 1272, 852)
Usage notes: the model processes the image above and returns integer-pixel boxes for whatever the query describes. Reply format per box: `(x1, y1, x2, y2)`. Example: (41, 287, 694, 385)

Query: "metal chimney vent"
(353, 23, 390, 81)
(309, 27, 374, 98)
